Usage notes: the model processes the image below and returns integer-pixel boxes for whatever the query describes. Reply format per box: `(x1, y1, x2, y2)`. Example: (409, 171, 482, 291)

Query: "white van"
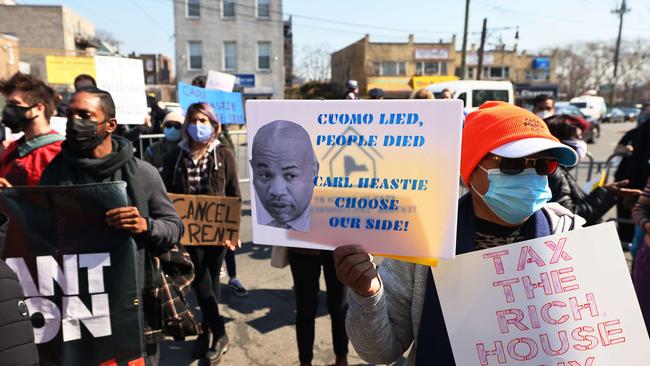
(569, 95, 607, 121)
(425, 80, 514, 114)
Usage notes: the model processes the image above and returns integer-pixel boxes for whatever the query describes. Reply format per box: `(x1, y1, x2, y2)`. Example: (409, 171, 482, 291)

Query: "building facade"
(131, 53, 174, 85)
(331, 34, 459, 98)
(0, 3, 96, 81)
(461, 45, 559, 105)
(0, 33, 19, 80)
(173, 0, 285, 99)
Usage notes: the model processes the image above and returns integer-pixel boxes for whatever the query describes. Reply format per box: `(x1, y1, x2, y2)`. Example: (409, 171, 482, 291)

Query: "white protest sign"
(206, 70, 236, 92)
(432, 222, 650, 365)
(246, 100, 463, 260)
(94, 56, 148, 125)
(50, 116, 67, 136)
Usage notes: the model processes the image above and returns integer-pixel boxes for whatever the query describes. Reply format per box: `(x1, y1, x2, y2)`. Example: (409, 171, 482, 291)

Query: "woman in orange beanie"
(332, 101, 586, 365)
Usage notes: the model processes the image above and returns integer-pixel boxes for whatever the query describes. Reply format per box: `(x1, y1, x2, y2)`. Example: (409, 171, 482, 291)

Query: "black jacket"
(548, 166, 616, 225)
(0, 213, 38, 366)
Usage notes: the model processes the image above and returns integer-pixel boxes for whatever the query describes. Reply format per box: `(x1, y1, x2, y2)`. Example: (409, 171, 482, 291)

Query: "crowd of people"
(0, 70, 649, 366)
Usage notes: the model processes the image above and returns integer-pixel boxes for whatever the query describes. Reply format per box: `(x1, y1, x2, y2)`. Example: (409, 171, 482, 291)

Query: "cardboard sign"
(95, 56, 148, 125)
(177, 82, 245, 125)
(45, 56, 96, 85)
(206, 70, 236, 92)
(432, 223, 650, 365)
(0, 182, 144, 365)
(246, 100, 463, 260)
(169, 193, 241, 246)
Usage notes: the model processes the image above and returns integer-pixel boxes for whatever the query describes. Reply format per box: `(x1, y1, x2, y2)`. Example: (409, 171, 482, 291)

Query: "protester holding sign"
(162, 102, 240, 362)
(39, 87, 184, 365)
(251, 119, 350, 366)
(546, 114, 641, 225)
(0, 73, 65, 186)
(333, 101, 584, 365)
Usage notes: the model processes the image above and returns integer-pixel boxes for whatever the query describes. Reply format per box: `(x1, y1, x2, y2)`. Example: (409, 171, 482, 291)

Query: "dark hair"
(0, 72, 57, 120)
(73, 74, 97, 88)
(544, 114, 583, 141)
(533, 94, 553, 107)
(191, 75, 207, 88)
(73, 87, 116, 120)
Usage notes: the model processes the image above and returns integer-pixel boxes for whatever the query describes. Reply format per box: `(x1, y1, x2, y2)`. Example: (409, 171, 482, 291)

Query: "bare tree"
(551, 39, 650, 101)
(96, 30, 121, 49)
(296, 44, 331, 82)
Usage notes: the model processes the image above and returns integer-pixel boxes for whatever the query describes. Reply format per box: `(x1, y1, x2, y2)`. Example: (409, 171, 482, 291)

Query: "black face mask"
(66, 118, 107, 153)
(1, 104, 36, 132)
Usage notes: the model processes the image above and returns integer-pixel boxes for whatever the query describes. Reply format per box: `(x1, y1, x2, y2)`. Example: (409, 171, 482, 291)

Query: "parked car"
(570, 95, 607, 121)
(556, 102, 600, 143)
(425, 80, 514, 114)
(603, 107, 626, 123)
(621, 107, 641, 121)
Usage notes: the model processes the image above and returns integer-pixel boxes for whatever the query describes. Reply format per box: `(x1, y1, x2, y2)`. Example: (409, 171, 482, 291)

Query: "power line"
(474, 0, 650, 32)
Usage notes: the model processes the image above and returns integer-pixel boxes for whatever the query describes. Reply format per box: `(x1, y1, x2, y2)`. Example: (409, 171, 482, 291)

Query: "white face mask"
(536, 110, 554, 120)
(563, 139, 588, 160)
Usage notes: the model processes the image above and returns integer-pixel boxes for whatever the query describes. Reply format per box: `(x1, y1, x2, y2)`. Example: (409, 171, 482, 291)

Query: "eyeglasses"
(488, 155, 559, 176)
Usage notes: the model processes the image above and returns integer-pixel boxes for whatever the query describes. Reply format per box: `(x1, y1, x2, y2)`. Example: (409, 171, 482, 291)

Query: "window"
(188, 41, 202, 70)
(257, 42, 271, 70)
(257, 0, 270, 18)
(415, 61, 447, 76)
(481, 66, 510, 80)
(223, 42, 237, 71)
(372, 61, 406, 76)
(223, 0, 235, 17)
(187, 0, 200, 17)
(472, 90, 509, 107)
(526, 69, 550, 81)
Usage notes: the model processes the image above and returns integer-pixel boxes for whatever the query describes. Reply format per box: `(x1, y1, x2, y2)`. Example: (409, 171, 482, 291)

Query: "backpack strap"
(17, 134, 65, 157)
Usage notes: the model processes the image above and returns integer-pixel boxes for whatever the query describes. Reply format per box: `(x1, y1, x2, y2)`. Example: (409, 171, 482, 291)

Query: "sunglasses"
(488, 155, 559, 176)
(164, 123, 182, 129)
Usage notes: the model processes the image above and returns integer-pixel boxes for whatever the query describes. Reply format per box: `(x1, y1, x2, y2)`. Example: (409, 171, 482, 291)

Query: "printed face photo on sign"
(250, 120, 319, 232)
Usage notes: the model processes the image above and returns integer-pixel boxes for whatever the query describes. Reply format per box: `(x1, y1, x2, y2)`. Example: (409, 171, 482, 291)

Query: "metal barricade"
(138, 129, 250, 183)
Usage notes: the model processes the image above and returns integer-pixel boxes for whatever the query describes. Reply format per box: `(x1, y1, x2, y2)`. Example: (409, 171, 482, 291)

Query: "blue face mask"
(187, 123, 214, 143)
(163, 127, 182, 142)
(472, 166, 552, 225)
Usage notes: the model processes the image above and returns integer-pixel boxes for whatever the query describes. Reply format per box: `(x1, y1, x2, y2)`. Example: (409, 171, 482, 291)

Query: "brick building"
(0, 33, 19, 80)
(461, 45, 559, 105)
(0, 2, 96, 81)
(331, 34, 459, 98)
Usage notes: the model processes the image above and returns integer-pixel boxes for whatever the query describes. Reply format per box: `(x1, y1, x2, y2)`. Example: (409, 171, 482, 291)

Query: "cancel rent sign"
(169, 193, 241, 246)
(432, 223, 650, 365)
(0, 183, 144, 365)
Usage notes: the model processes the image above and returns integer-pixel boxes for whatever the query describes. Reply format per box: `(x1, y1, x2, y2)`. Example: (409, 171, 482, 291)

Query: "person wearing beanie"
(144, 111, 185, 172)
(331, 101, 587, 365)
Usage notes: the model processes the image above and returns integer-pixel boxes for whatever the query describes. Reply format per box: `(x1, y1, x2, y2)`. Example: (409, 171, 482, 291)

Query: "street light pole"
(460, 0, 470, 80)
(610, 0, 629, 105)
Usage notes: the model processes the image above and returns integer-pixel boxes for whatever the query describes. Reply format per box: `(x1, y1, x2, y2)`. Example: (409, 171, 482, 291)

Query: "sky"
(17, 0, 650, 74)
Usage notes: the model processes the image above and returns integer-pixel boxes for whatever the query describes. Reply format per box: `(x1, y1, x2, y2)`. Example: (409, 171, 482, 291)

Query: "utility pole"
(477, 18, 487, 80)
(460, 0, 470, 79)
(610, 0, 629, 105)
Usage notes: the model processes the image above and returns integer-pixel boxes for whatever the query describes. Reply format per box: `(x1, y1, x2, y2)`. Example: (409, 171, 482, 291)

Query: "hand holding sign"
(106, 206, 147, 234)
(333, 245, 381, 297)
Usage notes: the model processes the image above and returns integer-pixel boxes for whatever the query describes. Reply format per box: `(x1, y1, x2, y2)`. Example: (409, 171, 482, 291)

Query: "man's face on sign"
(251, 122, 318, 225)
